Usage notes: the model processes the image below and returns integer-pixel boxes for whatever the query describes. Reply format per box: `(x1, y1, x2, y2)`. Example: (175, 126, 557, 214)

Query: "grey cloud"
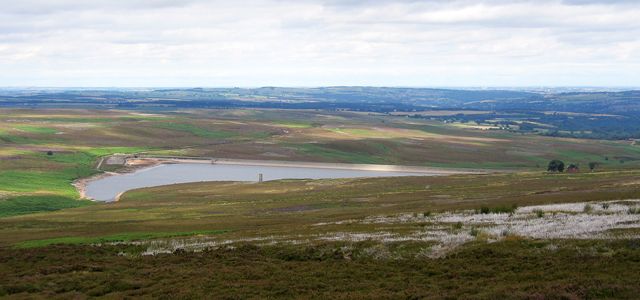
(0, 0, 638, 86)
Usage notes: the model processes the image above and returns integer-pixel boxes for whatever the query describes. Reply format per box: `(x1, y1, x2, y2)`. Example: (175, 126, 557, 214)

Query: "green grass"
(0, 149, 146, 196)
(555, 149, 640, 169)
(44, 151, 96, 165)
(0, 148, 149, 218)
(156, 122, 235, 138)
(0, 195, 92, 218)
(82, 146, 149, 157)
(16, 230, 229, 248)
(13, 125, 58, 134)
(0, 134, 55, 145)
(0, 170, 82, 196)
(293, 143, 386, 164)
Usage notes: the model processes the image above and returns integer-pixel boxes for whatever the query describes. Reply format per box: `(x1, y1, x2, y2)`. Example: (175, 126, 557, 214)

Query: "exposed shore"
(72, 157, 158, 200)
(129, 157, 487, 175)
(73, 171, 119, 200)
(74, 156, 489, 201)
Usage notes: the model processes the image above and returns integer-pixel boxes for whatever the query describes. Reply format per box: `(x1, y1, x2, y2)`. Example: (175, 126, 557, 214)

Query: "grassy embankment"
(0, 148, 151, 218)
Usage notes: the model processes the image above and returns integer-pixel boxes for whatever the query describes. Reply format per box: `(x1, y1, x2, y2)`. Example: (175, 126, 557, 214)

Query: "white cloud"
(0, 0, 638, 87)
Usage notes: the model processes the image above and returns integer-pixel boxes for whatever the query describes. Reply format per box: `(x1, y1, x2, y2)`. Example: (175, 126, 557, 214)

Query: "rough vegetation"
(1, 108, 640, 298)
(2, 239, 640, 299)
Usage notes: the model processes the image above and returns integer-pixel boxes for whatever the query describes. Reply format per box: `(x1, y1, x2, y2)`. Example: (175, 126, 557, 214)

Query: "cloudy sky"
(0, 0, 638, 87)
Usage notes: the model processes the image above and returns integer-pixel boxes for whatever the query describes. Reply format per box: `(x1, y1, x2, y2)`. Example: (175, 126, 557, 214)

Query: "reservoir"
(84, 162, 438, 201)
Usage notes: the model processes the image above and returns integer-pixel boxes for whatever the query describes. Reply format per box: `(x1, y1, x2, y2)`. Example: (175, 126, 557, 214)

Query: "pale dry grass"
(130, 200, 640, 258)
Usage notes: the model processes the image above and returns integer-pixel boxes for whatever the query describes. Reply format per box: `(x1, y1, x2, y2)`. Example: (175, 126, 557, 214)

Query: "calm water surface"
(85, 163, 431, 201)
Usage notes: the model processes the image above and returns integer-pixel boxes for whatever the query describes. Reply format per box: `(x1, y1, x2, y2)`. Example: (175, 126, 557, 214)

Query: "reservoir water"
(84, 163, 434, 201)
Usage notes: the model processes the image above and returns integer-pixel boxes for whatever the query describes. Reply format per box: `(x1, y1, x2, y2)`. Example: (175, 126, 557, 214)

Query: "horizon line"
(1, 86, 639, 90)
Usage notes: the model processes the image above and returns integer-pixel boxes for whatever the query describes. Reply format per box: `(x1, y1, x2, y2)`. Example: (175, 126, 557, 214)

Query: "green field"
(0, 195, 92, 218)
(155, 122, 236, 139)
(12, 125, 58, 134)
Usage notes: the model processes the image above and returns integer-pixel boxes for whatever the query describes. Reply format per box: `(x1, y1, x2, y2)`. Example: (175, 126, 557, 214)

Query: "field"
(2, 108, 640, 298)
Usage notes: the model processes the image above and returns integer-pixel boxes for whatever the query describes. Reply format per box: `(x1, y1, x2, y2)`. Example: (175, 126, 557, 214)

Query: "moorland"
(1, 88, 640, 298)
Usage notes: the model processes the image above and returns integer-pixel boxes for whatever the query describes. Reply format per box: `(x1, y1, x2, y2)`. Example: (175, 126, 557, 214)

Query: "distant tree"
(46, 151, 53, 156)
(547, 160, 565, 172)
(567, 164, 579, 173)
(588, 162, 599, 172)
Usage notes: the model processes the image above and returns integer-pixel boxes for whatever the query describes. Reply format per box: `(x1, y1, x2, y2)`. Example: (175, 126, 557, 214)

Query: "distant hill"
(1, 87, 639, 139)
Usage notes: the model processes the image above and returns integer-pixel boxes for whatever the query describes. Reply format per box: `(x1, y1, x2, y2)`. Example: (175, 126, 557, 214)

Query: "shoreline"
(133, 156, 489, 174)
(74, 156, 490, 201)
(73, 158, 160, 201)
(72, 171, 119, 200)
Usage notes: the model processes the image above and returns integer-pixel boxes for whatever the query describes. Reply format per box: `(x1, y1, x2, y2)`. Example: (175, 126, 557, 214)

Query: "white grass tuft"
(135, 199, 640, 257)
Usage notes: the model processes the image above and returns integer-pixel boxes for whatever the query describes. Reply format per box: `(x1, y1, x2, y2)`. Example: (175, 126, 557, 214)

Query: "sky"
(0, 0, 638, 87)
